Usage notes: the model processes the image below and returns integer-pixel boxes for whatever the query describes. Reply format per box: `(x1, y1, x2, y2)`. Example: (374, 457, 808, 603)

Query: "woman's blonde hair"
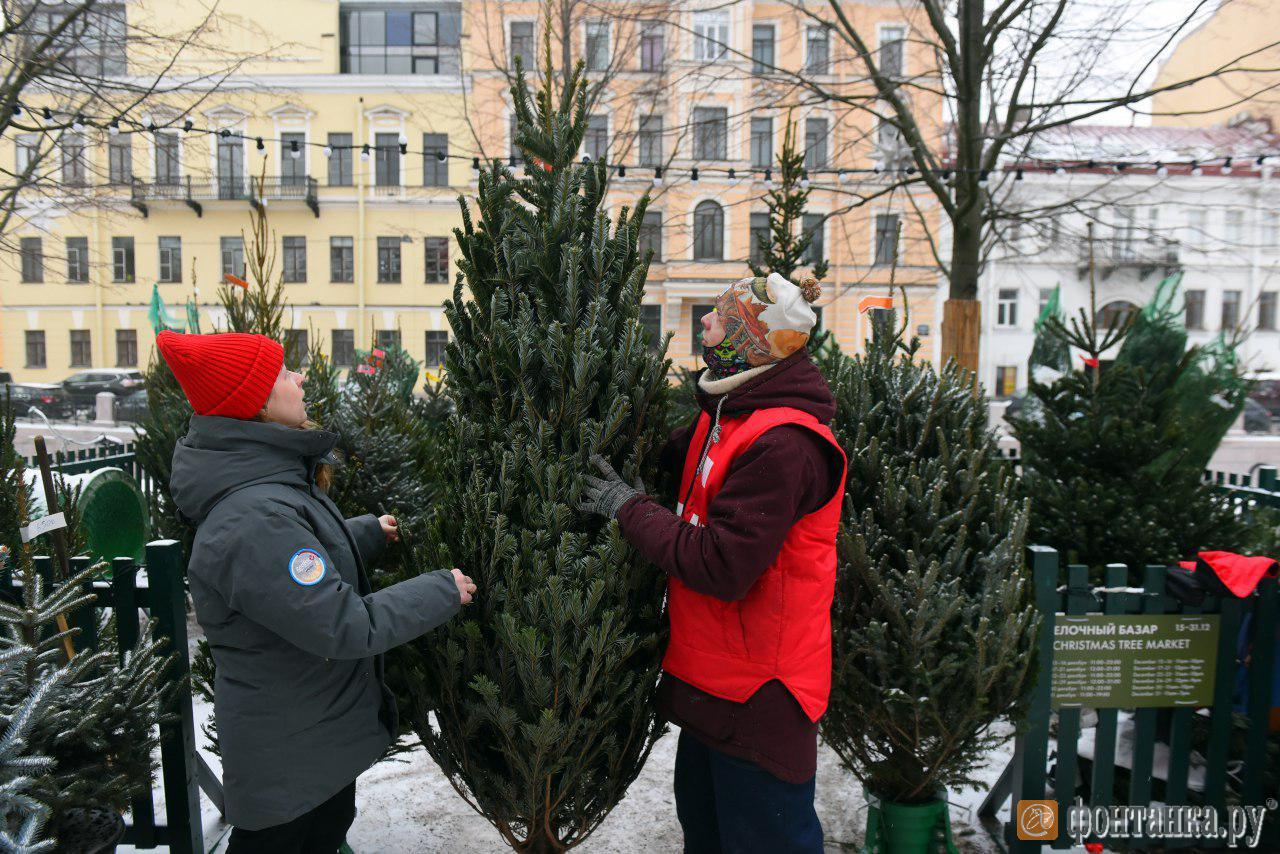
(256, 410, 334, 492)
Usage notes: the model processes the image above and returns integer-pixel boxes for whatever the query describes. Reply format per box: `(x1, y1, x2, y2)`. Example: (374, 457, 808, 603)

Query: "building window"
(750, 118, 772, 169)
(877, 115, 903, 153)
(1259, 292, 1277, 331)
(995, 366, 1018, 398)
(805, 26, 830, 75)
(66, 237, 88, 283)
(375, 133, 400, 186)
(1262, 211, 1279, 249)
(639, 211, 663, 261)
(510, 20, 535, 69)
(285, 329, 310, 366)
(330, 236, 354, 282)
(111, 236, 135, 282)
(639, 305, 662, 351)
(1038, 288, 1054, 318)
(691, 303, 715, 354)
(61, 132, 86, 186)
(339, 7, 454, 74)
(283, 236, 307, 283)
(20, 237, 43, 283)
(750, 212, 769, 265)
(424, 237, 449, 283)
(640, 21, 664, 71)
(376, 329, 401, 351)
(158, 236, 182, 283)
(1112, 207, 1136, 259)
(585, 21, 609, 71)
(377, 236, 402, 282)
(638, 115, 663, 167)
(70, 330, 92, 368)
(281, 132, 307, 185)
(217, 137, 245, 199)
(996, 289, 1019, 327)
(1185, 209, 1208, 248)
(879, 25, 906, 78)
(155, 132, 180, 185)
(693, 200, 724, 261)
(15, 134, 39, 175)
(583, 115, 608, 162)
(752, 25, 775, 74)
(1224, 209, 1244, 244)
(802, 213, 824, 265)
(804, 118, 828, 169)
(692, 107, 727, 160)
(108, 135, 132, 184)
(332, 329, 356, 367)
(692, 10, 729, 61)
(25, 331, 46, 369)
(328, 133, 353, 186)
(220, 236, 245, 280)
(1221, 290, 1242, 330)
(1185, 289, 1206, 330)
(30, 3, 127, 76)
(115, 329, 137, 367)
(423, 133, 449, 186)
(1095, 300, 1137, 332)
(424, 330, 449, 365)
(873, 214, 900, 266)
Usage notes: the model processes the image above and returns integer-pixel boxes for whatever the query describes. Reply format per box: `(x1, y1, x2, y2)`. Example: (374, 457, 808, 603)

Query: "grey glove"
(576, 454, 645, 519)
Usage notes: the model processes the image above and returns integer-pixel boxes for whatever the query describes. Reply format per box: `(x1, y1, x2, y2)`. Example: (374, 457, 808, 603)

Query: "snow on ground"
(123, 613, 1024, 853)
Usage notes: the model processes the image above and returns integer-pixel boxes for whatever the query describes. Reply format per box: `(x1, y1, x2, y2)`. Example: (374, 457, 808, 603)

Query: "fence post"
(1050, 563, 1093, 848)
(1242, 576, 1278, 806)
(1127, 564, 1167, 848)
(1258, 466, 1278, 494)
(1010, 545, 1060, 854)
(146, 540, 203, 854)
(112, 557, 157, 846)
(1088, 564, 1129, 815)
(70, 555, 97, 651)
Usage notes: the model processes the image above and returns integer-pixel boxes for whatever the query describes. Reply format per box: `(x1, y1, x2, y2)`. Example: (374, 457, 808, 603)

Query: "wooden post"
(32, 435, 76, 661)
(147, 540, 203, 854)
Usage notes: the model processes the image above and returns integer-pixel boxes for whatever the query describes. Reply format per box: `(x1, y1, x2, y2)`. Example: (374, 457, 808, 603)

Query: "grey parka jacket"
(170, 415, 460, 830)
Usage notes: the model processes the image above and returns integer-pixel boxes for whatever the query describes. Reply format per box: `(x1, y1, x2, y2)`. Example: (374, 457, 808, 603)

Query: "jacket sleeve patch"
(288, 549, 327, 586)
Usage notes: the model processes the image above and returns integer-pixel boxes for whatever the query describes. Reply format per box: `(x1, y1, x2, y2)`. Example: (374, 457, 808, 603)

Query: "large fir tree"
(815, 312, 1038, 805)
(397, 60, 670, 851)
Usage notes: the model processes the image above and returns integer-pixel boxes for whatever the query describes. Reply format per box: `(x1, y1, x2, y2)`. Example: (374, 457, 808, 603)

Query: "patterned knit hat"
(155, 331, 284, 420)
(714, 272, 821, 367)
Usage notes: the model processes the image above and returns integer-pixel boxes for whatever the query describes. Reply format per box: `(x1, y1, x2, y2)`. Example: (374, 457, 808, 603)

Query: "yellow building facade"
(2, 0, 470, 382)
(3, 0, 943, 383)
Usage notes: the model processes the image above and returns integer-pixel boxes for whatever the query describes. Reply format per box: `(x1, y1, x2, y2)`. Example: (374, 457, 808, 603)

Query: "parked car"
(1247, 371, 1280, 423)
(114, 388, 149, 423)
(2, 382, 73, 420)
(61, 369, 145, 408)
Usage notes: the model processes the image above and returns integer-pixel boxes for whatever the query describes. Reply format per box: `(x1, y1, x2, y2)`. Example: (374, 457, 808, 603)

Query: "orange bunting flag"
(223, 273, 248, 290)
(531, 157, 553, 172)
(356, 364, 375, 375)
(1079, 355, 1100, 368)
(858, 295, 893, 314)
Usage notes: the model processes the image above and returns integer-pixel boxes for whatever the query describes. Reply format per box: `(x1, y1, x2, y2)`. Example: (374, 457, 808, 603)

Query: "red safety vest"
(663, 405, 847, 722)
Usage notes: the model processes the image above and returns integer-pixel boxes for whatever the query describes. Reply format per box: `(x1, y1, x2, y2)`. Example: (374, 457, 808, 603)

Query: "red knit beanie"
(155, 331, 284, 420)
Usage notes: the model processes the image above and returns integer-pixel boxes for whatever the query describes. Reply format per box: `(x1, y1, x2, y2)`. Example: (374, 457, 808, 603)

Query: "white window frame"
(876, 23, 907, 78)
(691, 10, 730, 62)
(996, 289, 1019, 328)
(584, 20, 610, 71)
(508, 18, 537, 69)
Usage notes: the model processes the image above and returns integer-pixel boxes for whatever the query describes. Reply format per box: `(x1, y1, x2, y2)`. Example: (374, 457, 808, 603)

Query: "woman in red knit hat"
(156, 330, 475, 853)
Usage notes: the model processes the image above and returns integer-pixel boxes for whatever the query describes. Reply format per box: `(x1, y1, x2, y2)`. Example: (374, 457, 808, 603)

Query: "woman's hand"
(451, 568, 476, 605)
(379, 515, 399, 542)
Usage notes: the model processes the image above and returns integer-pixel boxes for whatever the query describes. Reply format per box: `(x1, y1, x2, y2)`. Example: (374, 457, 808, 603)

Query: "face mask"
(701, 338, 753, 378)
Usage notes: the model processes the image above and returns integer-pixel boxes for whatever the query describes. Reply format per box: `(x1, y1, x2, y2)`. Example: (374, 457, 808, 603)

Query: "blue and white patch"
(288, 549, 327, 586)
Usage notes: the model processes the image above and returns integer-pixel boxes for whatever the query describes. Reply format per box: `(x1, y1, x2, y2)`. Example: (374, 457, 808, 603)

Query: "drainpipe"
(357, 96, 367, 348)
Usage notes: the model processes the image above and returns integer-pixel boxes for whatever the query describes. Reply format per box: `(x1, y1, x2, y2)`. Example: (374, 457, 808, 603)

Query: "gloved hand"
(576, 454, 645, 520)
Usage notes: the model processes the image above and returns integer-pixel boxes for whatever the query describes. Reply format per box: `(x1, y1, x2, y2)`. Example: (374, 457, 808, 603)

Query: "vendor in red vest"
(578, 272, 847, 853)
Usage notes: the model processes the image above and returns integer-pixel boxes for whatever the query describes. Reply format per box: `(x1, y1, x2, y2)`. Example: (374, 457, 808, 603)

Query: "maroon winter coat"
(616, 348, 845, 783)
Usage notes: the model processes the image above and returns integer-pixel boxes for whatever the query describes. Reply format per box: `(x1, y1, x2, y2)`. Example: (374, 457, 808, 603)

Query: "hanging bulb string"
(6, 100, 1278, 182)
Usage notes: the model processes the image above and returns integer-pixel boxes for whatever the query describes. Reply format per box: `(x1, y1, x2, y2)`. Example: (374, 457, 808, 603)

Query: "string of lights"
(9, 100, 1279, 185)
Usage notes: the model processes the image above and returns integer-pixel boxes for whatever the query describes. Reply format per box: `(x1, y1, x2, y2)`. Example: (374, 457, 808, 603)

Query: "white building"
(978, 124, 1280, 397)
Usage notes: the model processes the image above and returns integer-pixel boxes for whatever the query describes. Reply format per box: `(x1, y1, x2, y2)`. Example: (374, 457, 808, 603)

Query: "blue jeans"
(674, 730, 824, 854)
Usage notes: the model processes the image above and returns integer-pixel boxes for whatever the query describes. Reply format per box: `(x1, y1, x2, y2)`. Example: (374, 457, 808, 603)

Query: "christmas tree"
(0, 641, 65, 854)
(748, 115, 829, 283)
(1008, 243, 1244, 574)
(398, 59, 670, 851)
(816, 310, 1038, 810)
(0, 404, 174, 844)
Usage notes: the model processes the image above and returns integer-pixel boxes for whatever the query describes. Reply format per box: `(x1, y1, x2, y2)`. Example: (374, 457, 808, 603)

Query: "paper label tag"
(20, 512, 66, 543)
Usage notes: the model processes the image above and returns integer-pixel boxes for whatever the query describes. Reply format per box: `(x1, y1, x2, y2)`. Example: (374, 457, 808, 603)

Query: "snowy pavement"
(121, 613, 1024, 853)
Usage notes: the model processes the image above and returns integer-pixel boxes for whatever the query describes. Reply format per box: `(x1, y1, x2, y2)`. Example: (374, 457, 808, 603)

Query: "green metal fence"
(1205, 465, 1280, 514)
(20, 541, 203, 853)
(23, 441, 157, 511)
(980, 545, 1278, 851)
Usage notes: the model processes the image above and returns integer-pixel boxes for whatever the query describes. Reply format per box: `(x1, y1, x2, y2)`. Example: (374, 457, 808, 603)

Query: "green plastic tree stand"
(862, 788, 960, 854)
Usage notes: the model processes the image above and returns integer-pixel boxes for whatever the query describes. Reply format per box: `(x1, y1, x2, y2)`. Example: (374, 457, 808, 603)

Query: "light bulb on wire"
(323, 145, 333, 159)
(290, 139, 301, 159)
(361, 144, 371, 162)
(652, 167, 663, 187)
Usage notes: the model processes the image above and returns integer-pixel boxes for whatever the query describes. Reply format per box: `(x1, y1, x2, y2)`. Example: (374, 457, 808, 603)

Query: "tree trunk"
(942, 298, 981, 378)
(942, 189, 983, 375)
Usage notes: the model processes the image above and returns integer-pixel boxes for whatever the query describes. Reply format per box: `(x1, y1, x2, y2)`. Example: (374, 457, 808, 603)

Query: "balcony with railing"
(130, 176, 320, 218)
(1077, 236, 1181, 280)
